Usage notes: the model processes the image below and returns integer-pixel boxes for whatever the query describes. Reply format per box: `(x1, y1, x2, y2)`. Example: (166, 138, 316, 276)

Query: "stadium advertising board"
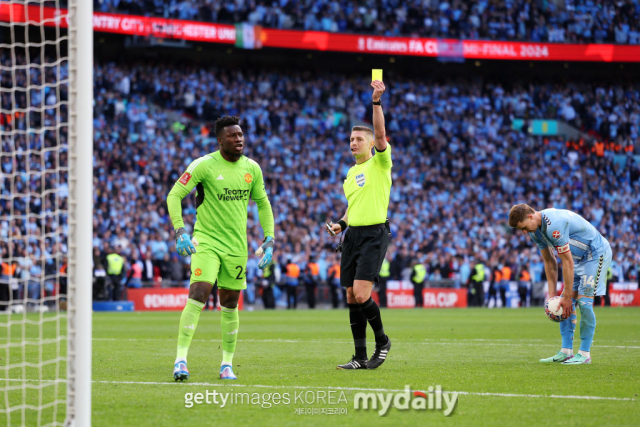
(261, 30, 640, 62)
(386, 289, 416, 309)
(609, 289, 640, 307)
(0, 3, 236, 43)
(128, 288, 243, 311)
(422, 289, 467, 308)
(385, 282, 468, 308)
(3, 3, 640, 62)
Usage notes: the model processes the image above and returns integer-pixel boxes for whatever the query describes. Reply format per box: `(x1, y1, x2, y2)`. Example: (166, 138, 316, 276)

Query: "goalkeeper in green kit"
(167, 116, 275, 381)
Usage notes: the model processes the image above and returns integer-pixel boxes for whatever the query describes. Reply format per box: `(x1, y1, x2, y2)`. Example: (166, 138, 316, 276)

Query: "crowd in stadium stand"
(1, 53, 640, 308)
(93, 0, 640, 44)
(0, 52, 69, 307)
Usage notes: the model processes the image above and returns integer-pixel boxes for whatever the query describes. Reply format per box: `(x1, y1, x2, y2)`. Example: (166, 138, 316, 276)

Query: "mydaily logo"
(354, 385, 458, 416)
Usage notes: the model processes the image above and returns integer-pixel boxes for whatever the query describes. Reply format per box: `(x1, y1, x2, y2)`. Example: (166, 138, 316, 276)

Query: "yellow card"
(372, 69, 383, 82)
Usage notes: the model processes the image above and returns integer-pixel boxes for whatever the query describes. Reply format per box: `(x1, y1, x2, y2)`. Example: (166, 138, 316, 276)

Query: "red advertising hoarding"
(128, 288, 243, 311)
(386, 289, 416, 309)
(422, 288, 467, 308)
(259, 29, 640, 62)
(2, 3, 640, 62)
(385, 288, 467, 308)
(609, 289, 640, 307)
(0, 3, 236, 44)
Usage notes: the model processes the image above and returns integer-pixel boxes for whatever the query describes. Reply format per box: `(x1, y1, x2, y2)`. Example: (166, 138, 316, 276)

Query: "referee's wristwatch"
(372, 100, 381, 106)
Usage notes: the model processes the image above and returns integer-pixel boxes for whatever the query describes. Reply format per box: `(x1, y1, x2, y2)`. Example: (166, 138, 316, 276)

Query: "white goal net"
(0, 1, 92, 426)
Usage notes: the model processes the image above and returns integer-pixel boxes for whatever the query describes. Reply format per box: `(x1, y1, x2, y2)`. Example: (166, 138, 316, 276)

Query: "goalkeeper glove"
(175, 227, 196, 257)
(255, 236, 274, 269)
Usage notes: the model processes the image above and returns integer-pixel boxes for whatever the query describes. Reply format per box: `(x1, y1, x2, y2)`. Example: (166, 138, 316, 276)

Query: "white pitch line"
(87, 338, 640, 349)
(92, 338, 314, 343)
(91, 338, 544, 342)
(420, 342, 640, 349)
(2, 379, 634, 402)
(4, 338, 639, 349)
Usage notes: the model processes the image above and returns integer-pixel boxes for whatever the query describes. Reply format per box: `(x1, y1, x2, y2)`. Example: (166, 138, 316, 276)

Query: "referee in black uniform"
(327, 79, 392, 370)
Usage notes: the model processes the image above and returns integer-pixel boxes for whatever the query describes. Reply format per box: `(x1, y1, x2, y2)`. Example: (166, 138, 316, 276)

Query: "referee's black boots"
(367, 337, 391, 369)
(336, 355, 368, 370)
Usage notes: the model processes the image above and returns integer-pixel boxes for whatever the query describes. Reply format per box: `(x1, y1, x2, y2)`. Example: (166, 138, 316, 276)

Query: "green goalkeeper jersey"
(167, 151, 274, 255)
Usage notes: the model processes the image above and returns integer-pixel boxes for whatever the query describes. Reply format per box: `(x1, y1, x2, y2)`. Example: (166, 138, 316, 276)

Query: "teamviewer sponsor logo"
(217, 188, 250, 201)
(354, 385, 458, 416)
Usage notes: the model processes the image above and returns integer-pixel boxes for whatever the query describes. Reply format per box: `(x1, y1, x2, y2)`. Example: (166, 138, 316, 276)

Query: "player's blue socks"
(559, 299, 577, 351)
(578, 298, 596, 352)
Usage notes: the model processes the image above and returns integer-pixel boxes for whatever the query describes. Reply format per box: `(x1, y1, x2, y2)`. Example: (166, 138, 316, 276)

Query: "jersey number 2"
(235, 266, 244, 280)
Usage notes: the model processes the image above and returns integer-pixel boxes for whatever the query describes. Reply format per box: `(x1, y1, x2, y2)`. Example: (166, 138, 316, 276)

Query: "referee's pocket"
(369, 230, 382, 253)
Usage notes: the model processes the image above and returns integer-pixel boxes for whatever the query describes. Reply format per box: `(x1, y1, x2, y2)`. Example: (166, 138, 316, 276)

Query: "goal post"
(0, 1, 93, 425)
(66, 0, 93, 426)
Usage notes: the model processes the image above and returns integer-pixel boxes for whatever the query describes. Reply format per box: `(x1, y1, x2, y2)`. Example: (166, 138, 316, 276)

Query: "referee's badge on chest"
(355, 173, 365, 187)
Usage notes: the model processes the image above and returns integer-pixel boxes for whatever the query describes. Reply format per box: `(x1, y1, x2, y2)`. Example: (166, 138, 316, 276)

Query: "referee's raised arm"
(371, 80, 387, 152)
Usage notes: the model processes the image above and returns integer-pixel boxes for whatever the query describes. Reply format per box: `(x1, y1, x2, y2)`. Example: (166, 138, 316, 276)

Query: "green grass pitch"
(2, 307, 640, 426)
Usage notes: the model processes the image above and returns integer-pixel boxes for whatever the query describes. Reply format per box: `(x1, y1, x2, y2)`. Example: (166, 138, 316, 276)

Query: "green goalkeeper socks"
(176, 298, 205, 361)
(176, 301, 238, 366)
(221, 306, 239, 365)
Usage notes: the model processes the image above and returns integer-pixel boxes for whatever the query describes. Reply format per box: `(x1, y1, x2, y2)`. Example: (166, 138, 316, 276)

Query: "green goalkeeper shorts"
(190, 241, 247, 291)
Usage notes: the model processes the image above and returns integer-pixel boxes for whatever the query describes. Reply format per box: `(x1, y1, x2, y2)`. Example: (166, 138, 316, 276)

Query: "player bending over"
(167, 116, 275, 380)
(509, 204, 612, 365)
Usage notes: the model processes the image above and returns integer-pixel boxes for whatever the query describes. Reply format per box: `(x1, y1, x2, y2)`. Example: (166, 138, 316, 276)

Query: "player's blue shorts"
(573, 245, 612, 297)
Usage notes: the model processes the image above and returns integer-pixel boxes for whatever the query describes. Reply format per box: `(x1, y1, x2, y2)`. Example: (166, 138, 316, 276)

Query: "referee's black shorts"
(340, 223, 389, 288)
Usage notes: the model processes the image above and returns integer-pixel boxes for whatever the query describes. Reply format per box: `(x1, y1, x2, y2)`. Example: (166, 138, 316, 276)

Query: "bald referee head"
(327, 79, 393, 370)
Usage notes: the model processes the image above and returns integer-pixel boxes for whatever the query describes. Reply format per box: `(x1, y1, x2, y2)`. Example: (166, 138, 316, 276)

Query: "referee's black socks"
(360, 297, 388, 346)
(348, 304, 368, 360)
